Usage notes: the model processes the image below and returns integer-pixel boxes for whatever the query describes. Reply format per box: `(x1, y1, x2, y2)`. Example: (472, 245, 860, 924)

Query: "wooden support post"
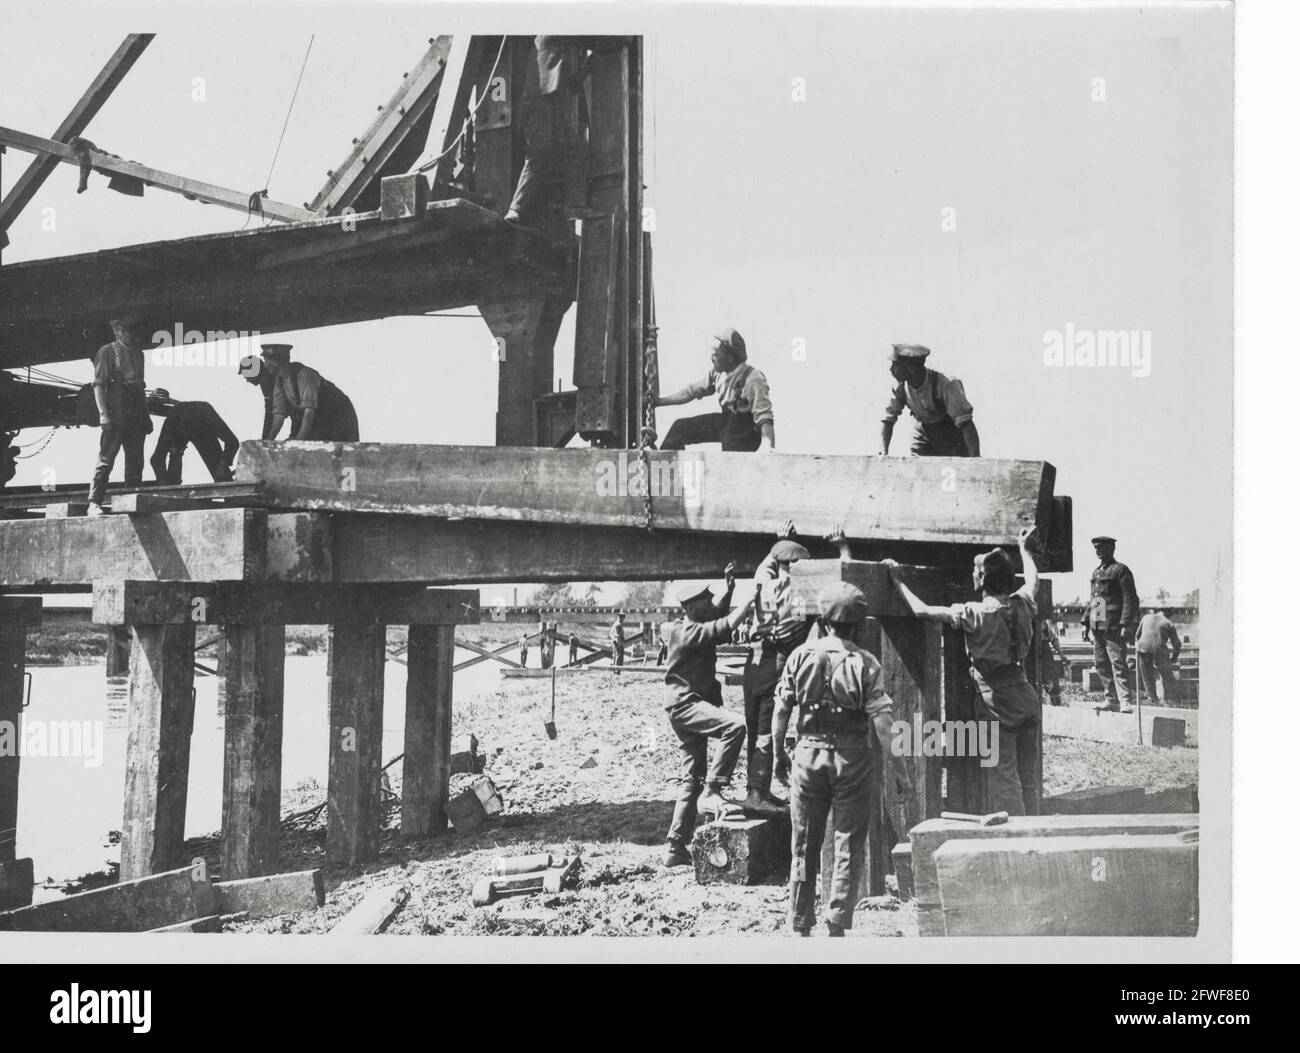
(1, 598, 40, 910)
(105, 624, 131, 677)
(220, 624, 285, 879)
(481, 297, 571, 447)
(401, 624, 455, 839)
(326, 624, 387, 866)
(880, 617, 943, 830)
(121, 623, 197, 879)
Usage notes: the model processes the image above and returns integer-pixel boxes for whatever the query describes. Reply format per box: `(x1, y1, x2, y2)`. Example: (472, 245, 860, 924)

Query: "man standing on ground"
(1136, 609, 1182, 705)
(610, 613, 626, 667)
(148, 390, 240, 484)
(568, 632, 579, 666)
(773, 582, 912, 937)
(655, 329, 775, 452)
(88, 314, 152, 516)
(1082, 535, 1139, 712)
(661, 579, 755, 867)
(519, 633, 529, 668)
(879, 344, 980, 457)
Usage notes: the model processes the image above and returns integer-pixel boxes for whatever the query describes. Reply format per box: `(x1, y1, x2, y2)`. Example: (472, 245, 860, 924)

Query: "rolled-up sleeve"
(270, 379, 289, 420)
(92, 346, 112, 387)
(941, 375, 975, 426)
(776, 651, 801, 709)
(882, 384, 905, 424)
(744, 369, 774, 425)
(862, 657, 894, 719)
(296, 367, 321, 410)
(683, 371, 716, 402)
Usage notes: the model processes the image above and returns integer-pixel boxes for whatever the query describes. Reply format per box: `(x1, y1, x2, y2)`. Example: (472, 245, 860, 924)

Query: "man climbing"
(879, 344, 980, 457)
(661, 578, 756, 867)
(655, 329, 775, 452)
(1082, 535, 1140, 712)
(148, 390, 240, 484)
(257, 344, 360, 442)
(87, 314, 153, 516)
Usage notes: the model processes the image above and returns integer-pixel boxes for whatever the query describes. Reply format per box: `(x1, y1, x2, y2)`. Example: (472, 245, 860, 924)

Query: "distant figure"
(1136, 610, 1182, 705)
(610, 613, 626, 667)
(1039, 616, 1064, 707)
(88, 314, 152, 516)
(880, 344, 979, 457)
(656, 629, 668, 666)
(655, 329, 775, 452)
(1081, 535, 1140, 712)
(568, 632, 579, 666)
(519, 633, 529, 668)
(149, 391, 239, 484)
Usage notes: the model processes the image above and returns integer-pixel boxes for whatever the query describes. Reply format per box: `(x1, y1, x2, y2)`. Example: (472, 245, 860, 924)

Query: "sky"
(0, 1, 1233, 602)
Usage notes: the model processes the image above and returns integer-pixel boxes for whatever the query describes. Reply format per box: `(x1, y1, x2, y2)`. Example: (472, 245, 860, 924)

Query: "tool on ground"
(940, 810, 1010, 826)
(471, 853, 580, 907)
(544, 663, 558, 739)
(492, 852, 553, 876)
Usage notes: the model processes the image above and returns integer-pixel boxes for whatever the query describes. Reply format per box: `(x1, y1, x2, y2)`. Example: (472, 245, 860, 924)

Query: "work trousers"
(89, 385, 148, 505)
(665, 687, 745, 848)
(1137, 650, 1179, 705)
(1092, 628, 1134, 707)
(153, 435, 231, 485)
(788, 743, 877, 931)
(743, 640, 797, 793)
(910, 418, 968, 456)
(295, 400, 359, 442)
(508, 89, 585, 221)
(974, 676, 1042, 817)
(661, 411, 761, 452)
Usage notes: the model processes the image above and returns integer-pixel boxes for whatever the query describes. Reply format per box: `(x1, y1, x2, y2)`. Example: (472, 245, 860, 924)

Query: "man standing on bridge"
(661, 579, 756, 867)
(87, 314, 153, 516)
(257, 344, 360, 442)
(148, 390, 240, 484)
(654, 329, 775, 452)
(1082, 535, 1140, 712)
(879, 344, 980, 457)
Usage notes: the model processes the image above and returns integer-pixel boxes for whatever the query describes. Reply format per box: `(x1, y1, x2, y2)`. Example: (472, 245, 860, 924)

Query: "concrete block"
(379, 172, 428, 221)
(1151, 716, 1187, 748)
(445, 775, 503, 832)
(691, 817, 788, 886)
(1041, 785, 1146, 815)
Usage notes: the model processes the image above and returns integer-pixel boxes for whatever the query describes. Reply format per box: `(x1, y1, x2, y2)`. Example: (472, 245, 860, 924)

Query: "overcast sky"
(0, 1, 1232, 602)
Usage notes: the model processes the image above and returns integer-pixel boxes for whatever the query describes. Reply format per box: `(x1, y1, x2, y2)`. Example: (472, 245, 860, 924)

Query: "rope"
(416, 35, 509, 174)
(15, 427, 58, 458)
(264, 34, 315, 194)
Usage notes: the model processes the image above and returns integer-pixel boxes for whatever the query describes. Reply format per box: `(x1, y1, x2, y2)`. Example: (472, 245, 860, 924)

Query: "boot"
(662, 843, 692, 868)
(697, 785, 742, 819)
(743, 789, 786, 815)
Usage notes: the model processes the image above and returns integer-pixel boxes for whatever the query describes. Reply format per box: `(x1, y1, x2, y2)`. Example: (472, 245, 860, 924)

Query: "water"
(13, 653, 503, 889)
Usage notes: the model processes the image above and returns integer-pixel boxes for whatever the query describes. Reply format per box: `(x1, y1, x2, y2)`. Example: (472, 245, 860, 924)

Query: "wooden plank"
(326, 625, 386, 866)
(213, 869, 325, 917)
(909, 813, 1199, 937)
(236, 443, 1059, 551)
(789, 559, 967, 620)
(0, 508, 263, 588)
(0, 863, 214, 932)
(401, 624, 455, 839)
(0, 480, 263, 511)
(121, 624, 197, 879)
(330, 884, 408, 934)
(93, 580, 479, 626)
(880, 617, 943, 833)
(220, 624, 285, 880)
(934, 833, 1198, 936)
(0, 596, 39, 868)
(0, 125, 316, 223)
(147, 913, 226, 933)
(0, 34, 154, 233)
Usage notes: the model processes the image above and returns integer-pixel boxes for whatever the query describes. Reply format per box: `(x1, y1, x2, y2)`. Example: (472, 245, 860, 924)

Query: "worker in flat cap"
(1081, 535, 1140, 712)
(880, 344, 980, 457)
(887, 527, 1043, 816)
(87, 313, 155, 516)
(660, 573, 756, 867)
(744, 523, 814, 814)
(148, 389, 240, 484)
(773, 582, 911, 936)
(655, 329, 775, 452)
(245, 343, 361, 443)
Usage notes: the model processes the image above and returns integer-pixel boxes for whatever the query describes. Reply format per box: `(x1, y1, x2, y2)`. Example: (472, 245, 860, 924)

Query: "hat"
(818, 582, 869, 624)
(713, 328, 747, 363)
(151, 388, 171, 400)
(674, 581, 715, 607)
(891, 343, 931, 363)
(769, 539, 811, 563)
(1090, 535, 1117, 545)
(260, 343, 293, 361)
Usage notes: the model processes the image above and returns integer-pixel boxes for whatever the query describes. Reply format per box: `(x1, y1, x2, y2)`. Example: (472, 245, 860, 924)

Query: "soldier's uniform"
(1083, 536, 1139, 709)
(776, 583, 893, 935)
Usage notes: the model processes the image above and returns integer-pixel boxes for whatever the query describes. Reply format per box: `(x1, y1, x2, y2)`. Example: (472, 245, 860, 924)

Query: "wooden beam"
(326, 625, 386, 866)
(0, 125, 316, 224)
(0, 598, 39, 877)
(401, 624, 455, 839)
(221, 624, 285, 879)
(0, 34, 154, 233)
(213, 869, 324, 917)
(789, 559, 968, 620)
(92, 580, 480, 626)
(235, 443, 1061, 551)
(0, 863, 214, 932)
(482, 297, 572, 447)
(121, 623, 197, 879)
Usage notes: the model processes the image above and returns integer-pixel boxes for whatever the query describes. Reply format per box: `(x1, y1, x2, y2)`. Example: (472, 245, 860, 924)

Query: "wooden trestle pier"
(0, 443, 1071, 906)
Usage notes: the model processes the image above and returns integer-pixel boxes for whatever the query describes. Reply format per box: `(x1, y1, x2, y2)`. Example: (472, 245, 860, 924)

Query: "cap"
(890, 343, 931, 363)
(674, 581, 715, 607)
(151, 388, 171, 400)
(260, 343, 293, 360)
(818, 582, 869, 624)
(770, 539, 811, 563)
(713, 328, 747, 363)
(1090, 535, 1117, 544)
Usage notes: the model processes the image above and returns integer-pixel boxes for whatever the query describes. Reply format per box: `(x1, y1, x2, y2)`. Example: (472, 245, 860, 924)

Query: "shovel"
(544, 663, 558, 739)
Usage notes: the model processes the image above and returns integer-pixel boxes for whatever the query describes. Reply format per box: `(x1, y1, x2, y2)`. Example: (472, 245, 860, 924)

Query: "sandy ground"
(205, 665, 1197, 938)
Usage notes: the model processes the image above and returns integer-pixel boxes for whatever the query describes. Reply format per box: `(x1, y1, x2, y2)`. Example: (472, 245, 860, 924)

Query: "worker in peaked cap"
(743, 526, 814, 815)
(654, 327, 776, 452)
(880, 342, 981, 457)
(659, 566, 757, 867)
(1082, 535, 1139, 712)
(243, 343, 361, 443)
(772, 581, 911, 937)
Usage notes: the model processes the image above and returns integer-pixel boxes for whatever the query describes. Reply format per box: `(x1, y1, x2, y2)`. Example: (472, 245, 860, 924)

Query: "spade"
(544, 663, 558, 739)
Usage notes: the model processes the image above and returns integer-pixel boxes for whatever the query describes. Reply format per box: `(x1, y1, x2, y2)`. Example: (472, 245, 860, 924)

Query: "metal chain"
(15, 427, 58, 459)
(639, 322, 660, 533)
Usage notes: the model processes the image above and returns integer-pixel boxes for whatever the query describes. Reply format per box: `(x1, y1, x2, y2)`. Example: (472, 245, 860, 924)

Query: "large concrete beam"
(235, 443, 1060, 551)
